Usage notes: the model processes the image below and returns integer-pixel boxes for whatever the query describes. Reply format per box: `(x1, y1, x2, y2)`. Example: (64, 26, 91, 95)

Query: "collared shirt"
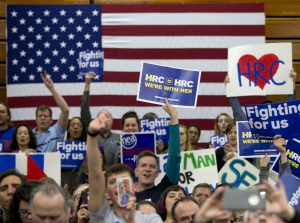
(33, 122, 66, 152)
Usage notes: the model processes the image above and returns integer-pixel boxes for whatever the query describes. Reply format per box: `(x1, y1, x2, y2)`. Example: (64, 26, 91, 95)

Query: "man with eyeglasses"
(172, 197, 200, 223)
(33, 71, 69, 152)
(0, 169, 25, 223)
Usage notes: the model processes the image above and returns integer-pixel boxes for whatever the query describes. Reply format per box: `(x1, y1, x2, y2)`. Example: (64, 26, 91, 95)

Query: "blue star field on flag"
(7, 5, 103, 84)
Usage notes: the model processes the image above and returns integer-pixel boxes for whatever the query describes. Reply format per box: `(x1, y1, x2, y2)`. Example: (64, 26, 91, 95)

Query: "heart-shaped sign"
(238, 54, 279, 90)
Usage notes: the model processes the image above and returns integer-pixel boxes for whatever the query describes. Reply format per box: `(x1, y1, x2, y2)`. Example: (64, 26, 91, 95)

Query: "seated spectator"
(10, 123, 37, 154)
(0, 103, 15, 153)
(33, 72, 69, 152)
(86, 112, 163, 222)
(8, 181, 41, 223)
(187, 125, 202, 150)
(191, 183, 213, 207)
(171, 197, 200, 223)
(0, 169, 25, 222)
(136, 200, 158, 215)
(30, 182, 71, 223)
(156, 185, 187, 223)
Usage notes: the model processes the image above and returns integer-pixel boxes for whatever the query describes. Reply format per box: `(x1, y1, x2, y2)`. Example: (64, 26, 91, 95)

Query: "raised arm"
(162, 99, 181, 184)
(274, 135, 291, 176)
(41, 71, 69, 129)
(287, 68, 297, 101)
(80, 72, 96, 130)
(87, 113, 109, 213)
(224, 75, 247, 121)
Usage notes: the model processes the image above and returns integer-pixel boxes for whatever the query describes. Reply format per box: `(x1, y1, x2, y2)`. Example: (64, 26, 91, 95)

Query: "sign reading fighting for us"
(245, 100, 300, 139)
(57, 141, 86, 169)
(141, 118, 170, 145)
(226, 42, 293, 97)
(121, 132, 156, 170)
(281, 172, 300, 213)
(237, 121, 278, 157)
(78, 50, 104, 80)
(271, 138, 300, 180)
(137, 62, 201, 108)
(210, 134, 228, 149)
(155, 149, 219, 194)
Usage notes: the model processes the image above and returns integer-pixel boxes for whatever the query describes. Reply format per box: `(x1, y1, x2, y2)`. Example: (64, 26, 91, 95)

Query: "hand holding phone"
(116, 176, 132, 207)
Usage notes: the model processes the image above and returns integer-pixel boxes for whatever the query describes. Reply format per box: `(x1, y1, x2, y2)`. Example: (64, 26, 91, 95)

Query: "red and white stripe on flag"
(7, 4, 265, 146)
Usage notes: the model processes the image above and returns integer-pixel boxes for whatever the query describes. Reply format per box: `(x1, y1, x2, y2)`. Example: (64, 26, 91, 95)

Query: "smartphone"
(77, 190, 89, 210)
(223, 188, 265, 211)
(116, 176, 132, 207)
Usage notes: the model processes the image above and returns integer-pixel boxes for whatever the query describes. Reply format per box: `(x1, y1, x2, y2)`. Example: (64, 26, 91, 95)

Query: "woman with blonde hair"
(213, 112, 234, 135)
(180, 124, 192, 151)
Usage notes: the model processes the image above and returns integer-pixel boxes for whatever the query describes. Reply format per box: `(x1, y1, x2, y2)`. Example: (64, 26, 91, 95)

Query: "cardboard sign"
(218, 156, 259, 189)
(0, 153, 61, 184)
(281, 172, 300, 213)
(245, 100, 300, 139)
(57, 141, 86, 169)
(271, 139, 300, 180)
(140, 118, 170, 145)
(121, 132, 156, 170)
(155, 149, 219, 194)
(210, 134, 228, 149)
(78, 49, 104, 80)
(137, 62, 201, 108)
(227, 42, 292, 97)
(237, 121, 278, 157)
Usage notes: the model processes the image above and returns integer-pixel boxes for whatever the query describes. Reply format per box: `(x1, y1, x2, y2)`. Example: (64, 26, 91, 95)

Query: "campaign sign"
(245, 100, 300, 139)
(227, 42, 293, 97)
(237, 121, 278, 157)
(210, 134, 228, 149)
(0, 153, 61, 184)
(219, 156, 259, 189)
(137, 62, 201, 108)
(271, 139, 300, 180)
(155, 149, 219, 194)
(57, 141, 86, 170)
(281, 171, 300, 212)
(121, 132, 156, 170)
(78, 49, 104, 80)
(140, 118, 170, 145)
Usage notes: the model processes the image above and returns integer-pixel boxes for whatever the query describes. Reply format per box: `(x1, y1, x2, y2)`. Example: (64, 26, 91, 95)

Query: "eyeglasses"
(19, 209, 31, 217)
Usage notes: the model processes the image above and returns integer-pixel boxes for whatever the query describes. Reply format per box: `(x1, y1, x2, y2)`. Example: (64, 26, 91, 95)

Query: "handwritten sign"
(78, 49, 104, 80)
(245, 100, 300, 139)
(237, 121, 278, 157)
(137, 62, 201, 108)
(121, 132, 156, 170)
(155, 149, 219, 194)
(227, 42, 292, 97)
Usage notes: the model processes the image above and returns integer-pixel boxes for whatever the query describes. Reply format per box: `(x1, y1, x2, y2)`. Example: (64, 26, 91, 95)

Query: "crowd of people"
(0, 69, 299, 223)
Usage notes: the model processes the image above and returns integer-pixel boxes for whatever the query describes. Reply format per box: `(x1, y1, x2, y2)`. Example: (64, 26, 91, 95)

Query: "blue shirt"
(33, 122, 66, 152)
(0, 127, 15, 152)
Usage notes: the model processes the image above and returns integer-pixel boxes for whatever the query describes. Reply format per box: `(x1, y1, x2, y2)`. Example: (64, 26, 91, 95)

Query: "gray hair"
(30, 182, 71, 213)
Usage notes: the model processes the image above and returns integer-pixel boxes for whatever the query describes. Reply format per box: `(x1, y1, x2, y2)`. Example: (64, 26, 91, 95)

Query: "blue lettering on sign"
(122, 134, 137, 149)
(237, 60, 285, 87)
(220, 159, 257, 188)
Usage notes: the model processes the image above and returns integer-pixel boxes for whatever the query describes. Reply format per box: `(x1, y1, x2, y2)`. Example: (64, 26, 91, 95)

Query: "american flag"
(7, 4, 265, 146)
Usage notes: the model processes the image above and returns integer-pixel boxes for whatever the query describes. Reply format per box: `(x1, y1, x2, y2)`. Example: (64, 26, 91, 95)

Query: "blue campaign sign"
(140, 118, 170, 145)
(245, 100, 300, 139)
(78, 49, 104, 81)
(237, 121, 278, 157)
(57, 141, 86, 170)
(210, 134, 228, 149)
(271, 139, 300, 179)
(281, 171, 300, 213)
(137, 62, 201, 108)
(121, 132, 156, 170)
